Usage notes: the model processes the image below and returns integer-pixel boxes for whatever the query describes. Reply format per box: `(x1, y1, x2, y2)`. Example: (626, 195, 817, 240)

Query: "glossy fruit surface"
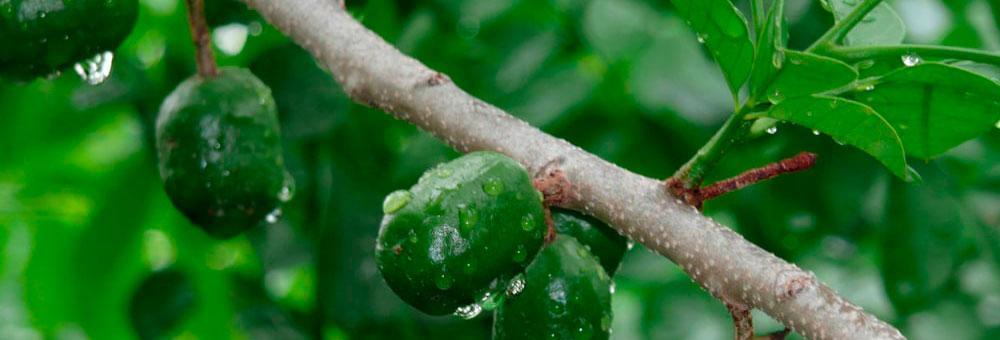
(552, 209, 628, 275)
(0, 0, 138, 80)
(493, 237, 613, 340)
(376, 151, 546, 315)
(156, 67, 290, 239)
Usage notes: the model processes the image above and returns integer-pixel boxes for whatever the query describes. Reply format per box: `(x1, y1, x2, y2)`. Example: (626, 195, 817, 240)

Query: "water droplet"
(73, 51, 114, 85)
(221, 170, 230, 177)
(435, 273, 454, 290)
(995, 120, 1000, 129)
(856, 59, 875, 69)
(901, 53, 921, 67)
(506, 275, 526, 297)
(459, 205, 479, 230)
(454, 303, 482, 319)
(626, 241, 634, 250)
(772, 50, 785, 69)
(812, 130, 821, 136)
(482, 178, 504, 196)
(609, 282, 616, 294)
(600, 314, 611, 331)
(696, 34, 706, 44)
(408, 229, 419, 243)
(382, 190, 412, 214)
(766, 126, 778, 135)
(513, 245, 528, 263)
(862, 84, 875, 91)
(435, 167, 453, 178)
(265, 208, 282, 224)
(520, 214, 536, 231)
(200, 159, 208, 169)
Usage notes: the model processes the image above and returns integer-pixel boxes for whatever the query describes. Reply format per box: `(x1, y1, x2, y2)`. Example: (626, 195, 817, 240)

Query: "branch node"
(726, 302, 755, 340)
(775, 270, 814, 301)
(532, 161, 576, 207)
(422, 72, 451, 87)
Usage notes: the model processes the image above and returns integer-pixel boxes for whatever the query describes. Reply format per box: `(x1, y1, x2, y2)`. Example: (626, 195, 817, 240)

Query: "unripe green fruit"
(376, 152, 546, 315)
(129, 269, 196, 340)
(0, 0, 138, 80)
(552, 209, 628, 275)
(155, 67, 291, 239)
(493, 237, 613, 340)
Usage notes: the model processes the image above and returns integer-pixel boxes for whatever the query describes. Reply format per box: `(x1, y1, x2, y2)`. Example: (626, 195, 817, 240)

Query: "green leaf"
(850, 63, 1000, 159)
(748, 0, 786, 100)
(826, 0, 906, 46)
(764, 95, 908, 179)
(670, 0, 755, 96)
(765, 50, 859, 103)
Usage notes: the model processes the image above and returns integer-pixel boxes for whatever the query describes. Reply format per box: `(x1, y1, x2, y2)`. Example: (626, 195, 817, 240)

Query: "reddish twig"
(727, 302, 754, 340)
(700, 152, 817, 202)
(184, 0, 219, 78)
(667, 152, 817, 209)
(542, 207, 556, 244)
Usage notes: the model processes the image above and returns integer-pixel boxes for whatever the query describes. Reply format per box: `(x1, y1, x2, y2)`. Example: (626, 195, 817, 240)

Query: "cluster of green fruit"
(1, 0, 292, 237)
(376, 152, 628, 339)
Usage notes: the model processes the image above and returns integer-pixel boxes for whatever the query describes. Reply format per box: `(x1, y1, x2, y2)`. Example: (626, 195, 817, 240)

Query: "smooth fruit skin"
(552, 209, 628, 275)
(493, 237, 613, 340)
(0, 0, 138, 80)
(156, 67, 289, 239)
(376, 152, 546, 315)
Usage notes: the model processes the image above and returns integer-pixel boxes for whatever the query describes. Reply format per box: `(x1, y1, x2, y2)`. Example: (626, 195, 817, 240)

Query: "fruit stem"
(184, 0, 219, 78)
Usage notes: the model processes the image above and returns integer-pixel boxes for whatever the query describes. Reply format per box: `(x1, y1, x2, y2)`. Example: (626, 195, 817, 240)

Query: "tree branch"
(241, 1, 906, 339)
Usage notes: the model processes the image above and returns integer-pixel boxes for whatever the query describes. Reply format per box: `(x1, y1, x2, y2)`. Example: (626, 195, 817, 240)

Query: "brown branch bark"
(184, 0, 218, 78)
(240, 1, 906, 339)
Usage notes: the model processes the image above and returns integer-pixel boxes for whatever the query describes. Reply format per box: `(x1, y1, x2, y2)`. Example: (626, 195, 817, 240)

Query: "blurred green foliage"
(0, 0, 997, 339)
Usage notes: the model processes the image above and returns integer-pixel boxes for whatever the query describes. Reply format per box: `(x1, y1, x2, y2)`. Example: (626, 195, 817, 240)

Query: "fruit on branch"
(128, 269, 196, 340)
(493, 237, 613, 340)
(376, 152, 546, 315)
(0, 0, 138, 80)
(552, 209, 628, 275)
(155, 67, 292, 239)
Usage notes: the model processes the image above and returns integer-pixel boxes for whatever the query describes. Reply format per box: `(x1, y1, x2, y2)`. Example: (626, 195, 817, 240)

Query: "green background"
(0, 0, 997, 339)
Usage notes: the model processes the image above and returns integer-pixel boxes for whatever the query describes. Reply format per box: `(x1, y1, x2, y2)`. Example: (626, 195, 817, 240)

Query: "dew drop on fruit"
(513, 245, 528, 263)
(453, 303, 482, 319)
(506, 274, 526, 297)
(482, 177, 504, 196)
(382, 190, 412, 214)
(408, 229, 419, 243)
(520, 214, 536, 231)
(766, 126, 778, 135)
(73, 51, 114, 85)
(901, 53, 921, 67)
(435, 273, 454, 290)
(459, 205, 478, 230)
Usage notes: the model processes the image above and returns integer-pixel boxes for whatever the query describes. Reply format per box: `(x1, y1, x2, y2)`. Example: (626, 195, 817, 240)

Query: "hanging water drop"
(454, 303, 482, 319)
(766, 126, 778, 135)
(265, 208, 282, 224)
(73, 51, 114, 85)
(901, 53, 921, 67)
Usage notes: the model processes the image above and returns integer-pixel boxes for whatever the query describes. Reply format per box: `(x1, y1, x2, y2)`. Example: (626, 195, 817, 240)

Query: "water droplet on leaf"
(265, 208, 282, 224)
(506, 275, 526, 297)
(382, 190, 412, 214)
(454, 303, 482, 319)
(901, 53, 921, 67)
(766, 126, 778, 135)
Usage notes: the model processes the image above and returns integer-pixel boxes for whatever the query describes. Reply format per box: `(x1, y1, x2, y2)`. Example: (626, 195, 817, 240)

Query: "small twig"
(184, 0, 219, 78)
(542, 207, 556, 244)
(668, 152, 817, 209)
(727, 302, 754, 340)
(699, 152, 817, 202)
